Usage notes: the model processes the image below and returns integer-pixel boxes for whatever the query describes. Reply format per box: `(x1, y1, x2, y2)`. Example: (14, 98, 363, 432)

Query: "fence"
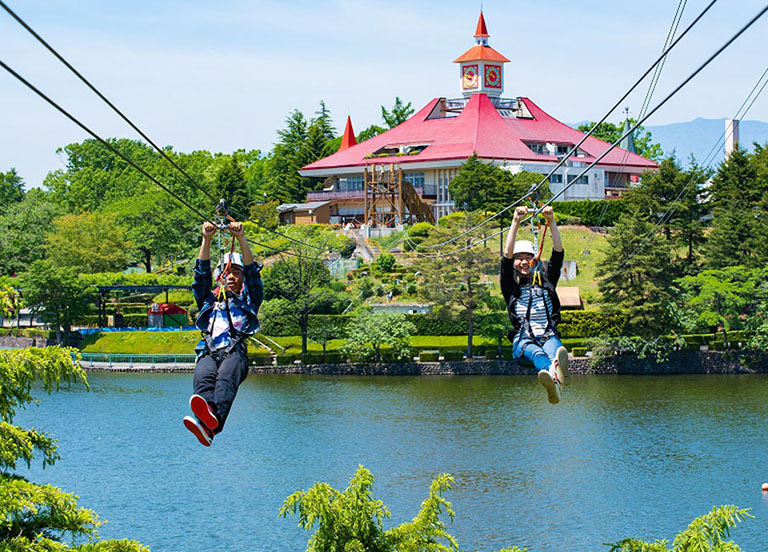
(77, 352, 197, 367)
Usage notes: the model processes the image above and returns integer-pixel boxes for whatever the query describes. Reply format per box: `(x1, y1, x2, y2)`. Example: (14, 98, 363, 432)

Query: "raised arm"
(541, 206, 563, 252)
(503, 206, 528, 258)
(228, 221, 254, 266)
(199, 221, 216, 260)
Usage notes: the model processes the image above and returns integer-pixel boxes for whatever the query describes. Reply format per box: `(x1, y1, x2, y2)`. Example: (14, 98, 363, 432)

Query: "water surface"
(16, 373, 768, 551)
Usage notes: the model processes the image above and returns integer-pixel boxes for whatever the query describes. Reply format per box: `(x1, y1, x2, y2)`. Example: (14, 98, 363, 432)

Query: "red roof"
(339, 116, 357, 151)
(453, 45, 510, 63)
(475, 12, 489, 37)
(301, 94, 658, 173)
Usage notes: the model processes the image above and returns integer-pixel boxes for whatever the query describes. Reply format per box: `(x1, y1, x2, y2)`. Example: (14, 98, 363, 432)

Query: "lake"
(16, 372, 768, 551)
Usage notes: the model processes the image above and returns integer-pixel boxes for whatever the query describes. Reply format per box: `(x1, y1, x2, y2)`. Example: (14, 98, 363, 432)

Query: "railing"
(308, 187, 434, 201)
(77, 352, 197, 366)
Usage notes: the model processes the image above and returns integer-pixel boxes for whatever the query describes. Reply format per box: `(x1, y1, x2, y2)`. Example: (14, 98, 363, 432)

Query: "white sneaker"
(554, 346, 570, 386)
(183, 415, 213, 447)
(537, 369, 561, 404)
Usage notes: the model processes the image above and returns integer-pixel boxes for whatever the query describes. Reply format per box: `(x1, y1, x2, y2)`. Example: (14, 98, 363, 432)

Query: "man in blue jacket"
(183, 220, 263, 446)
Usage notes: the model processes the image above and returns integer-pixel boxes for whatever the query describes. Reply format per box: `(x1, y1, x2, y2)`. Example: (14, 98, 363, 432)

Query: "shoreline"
(78, 351, 768, 375)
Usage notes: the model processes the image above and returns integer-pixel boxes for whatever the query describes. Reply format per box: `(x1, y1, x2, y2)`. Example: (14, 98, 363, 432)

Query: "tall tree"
(705, 148, 763, 268)
(577, 119, 663, 162)
(45, 212, 133, 273)
(415, 212, 496, 356)
(0, 168, 25, 209)
(265, 110, 310, 202)
(211, 155, 250, 219)
(342, 310, 416, 362)
(381, 97, 414, 129)
(19, 261, 92, 344)
(0, 189, 61, 276)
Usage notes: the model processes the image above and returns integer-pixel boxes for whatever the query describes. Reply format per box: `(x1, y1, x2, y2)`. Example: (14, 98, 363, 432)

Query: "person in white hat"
(183, 220, 263, 446)
(501, 205, 570, 404)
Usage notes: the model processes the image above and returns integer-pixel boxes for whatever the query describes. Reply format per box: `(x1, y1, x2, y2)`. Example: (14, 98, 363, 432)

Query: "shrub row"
(551, 199, 628, 227)
(0, 328, 56, 339)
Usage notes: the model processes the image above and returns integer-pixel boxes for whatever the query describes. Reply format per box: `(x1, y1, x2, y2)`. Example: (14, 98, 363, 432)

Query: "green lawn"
(80, 331, 589, 355)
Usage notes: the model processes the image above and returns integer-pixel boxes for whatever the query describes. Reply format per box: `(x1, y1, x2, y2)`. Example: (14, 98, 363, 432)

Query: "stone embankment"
(79, 351, 768, 374)
(0, 335, 57, 348)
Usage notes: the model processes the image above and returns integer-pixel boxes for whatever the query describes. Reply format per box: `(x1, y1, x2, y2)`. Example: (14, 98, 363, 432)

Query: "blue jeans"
(512, 333, 563, 372)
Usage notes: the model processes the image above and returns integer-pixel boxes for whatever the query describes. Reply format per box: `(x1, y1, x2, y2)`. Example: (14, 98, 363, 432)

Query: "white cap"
(513, 240, 535, 257)
(220, 252, 244, 270)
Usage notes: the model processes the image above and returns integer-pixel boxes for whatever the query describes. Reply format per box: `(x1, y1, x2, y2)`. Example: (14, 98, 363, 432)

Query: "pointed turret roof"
(454, 11, 510, 63)
(339, 116, 357, 152)
(474, 11, 489, 37)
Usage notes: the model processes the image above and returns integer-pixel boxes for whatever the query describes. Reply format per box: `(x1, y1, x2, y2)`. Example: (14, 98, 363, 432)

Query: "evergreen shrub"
(484, 349, 498, 360)
(419, 350, 439, 362)
(442, 350, 464, 361)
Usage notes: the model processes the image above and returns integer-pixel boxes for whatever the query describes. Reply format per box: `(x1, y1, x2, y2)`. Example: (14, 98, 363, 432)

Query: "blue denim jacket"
(192, 258, 263, 355)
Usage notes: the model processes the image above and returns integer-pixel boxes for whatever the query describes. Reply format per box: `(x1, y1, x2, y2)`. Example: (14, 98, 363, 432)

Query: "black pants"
(193, 345, 248, 434)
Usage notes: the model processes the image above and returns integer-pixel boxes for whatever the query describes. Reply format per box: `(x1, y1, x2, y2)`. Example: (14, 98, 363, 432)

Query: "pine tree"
(212, 156, 249, 219)
(596, 207, 677, 338)
(705, 148, 760, 268)
(381, 97, 414, 129)
(265, 109, 309, 202)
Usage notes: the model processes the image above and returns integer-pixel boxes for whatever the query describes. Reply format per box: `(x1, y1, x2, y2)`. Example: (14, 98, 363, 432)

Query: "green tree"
(0, 189, 62, 276)
(357, 124, 386, 143)
(46, 212, 133, 273)
(596, 206, 676, 339)
(676, 267, 766, 349)
(108, 191, 196, 273)
(211, 155, 250, 220)
(19, 260, 92, 344)
(448, 154, 545, 213)
(0, 346, 149, 551)
(577, 119, 664, 162)
(262, 231, 332, 357)
(704, 148, 765, 268)
(307, 316, 339, 362)
(381, 97, 414, 129)
(265, 110, 311, 203)
(416, 212, 496, 356)
(0, 167, 25, 209)
(342, 310, 415, 362)
(609, 505, 751, 552)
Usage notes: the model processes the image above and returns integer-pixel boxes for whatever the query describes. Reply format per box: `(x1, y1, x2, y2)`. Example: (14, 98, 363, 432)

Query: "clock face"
(462, 65, 479, 89)
(485, 65, 502, 88)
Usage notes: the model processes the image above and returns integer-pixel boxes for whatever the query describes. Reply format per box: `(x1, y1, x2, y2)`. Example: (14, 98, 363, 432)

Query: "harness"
(516, 203, 555, 342)
(201, 295, 247, 360)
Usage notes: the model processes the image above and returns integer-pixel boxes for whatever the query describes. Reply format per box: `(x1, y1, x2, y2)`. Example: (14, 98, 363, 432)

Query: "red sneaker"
(190, 394, 219, 430)
(183, 415, 213, 446)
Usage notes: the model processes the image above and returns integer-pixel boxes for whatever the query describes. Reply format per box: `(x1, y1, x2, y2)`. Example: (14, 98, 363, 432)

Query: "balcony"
(306, 186, 436, 201)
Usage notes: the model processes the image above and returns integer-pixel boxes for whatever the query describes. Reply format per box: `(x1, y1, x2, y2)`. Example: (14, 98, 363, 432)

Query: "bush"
(419, 350, 440, 362)
(558, 310, 626, 338)
(248, 352, 273, 366)
(484, 349, 498, 360)
(0, 328, 57, 339)
(502, 348, 515, 360)
(572, 347, 588, 357)
(551, 199, 628, 226)
(276, 354, 299, 366)
(442, 350, 464, 361)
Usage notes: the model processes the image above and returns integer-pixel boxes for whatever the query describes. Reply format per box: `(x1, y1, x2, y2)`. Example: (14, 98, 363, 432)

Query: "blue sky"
(2, 0, 767, 188)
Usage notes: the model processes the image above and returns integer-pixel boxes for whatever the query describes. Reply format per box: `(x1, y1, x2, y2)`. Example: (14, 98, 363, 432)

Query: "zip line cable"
(409, 0, 719, 252)
(0, 58, 300, 257)
(415, 4, 768, 259)
(0, 0, 324, 253)
(601, 63, 768, 284)
(582, 0, 687, 255)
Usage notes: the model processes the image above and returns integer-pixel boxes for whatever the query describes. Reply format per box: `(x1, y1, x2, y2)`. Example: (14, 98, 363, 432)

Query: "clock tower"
(453, 11, 509, 97)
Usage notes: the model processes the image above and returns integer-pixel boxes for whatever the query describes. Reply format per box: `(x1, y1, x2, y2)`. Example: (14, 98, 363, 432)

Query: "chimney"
(725, 119, 740, 157)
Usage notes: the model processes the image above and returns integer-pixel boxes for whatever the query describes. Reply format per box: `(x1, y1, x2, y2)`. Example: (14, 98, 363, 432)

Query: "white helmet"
(220, 252, 244, 270)
(513, 240, 535, 257)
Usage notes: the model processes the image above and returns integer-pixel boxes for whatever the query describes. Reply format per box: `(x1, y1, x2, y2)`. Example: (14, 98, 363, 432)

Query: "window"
(567, 174, 589, 185)
(338, 175, 364, 191)
(556, 145, 573, 156)
(549, 174, 563, 184)
(527, 143, 546, 155)
(403, 172, 425, 187)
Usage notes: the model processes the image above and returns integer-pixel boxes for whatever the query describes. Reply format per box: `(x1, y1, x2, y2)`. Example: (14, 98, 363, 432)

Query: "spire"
(619, 109, 636, 154)
(474, 11, 489, 40)
(338, 116, 357, 152)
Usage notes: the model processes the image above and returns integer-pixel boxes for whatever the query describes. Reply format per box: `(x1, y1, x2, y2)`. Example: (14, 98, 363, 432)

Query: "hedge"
(0, 328, 56, 339)
(442, 350, 464, 361)
(419, 350, 439, 362)
(551, 199, 628, 226)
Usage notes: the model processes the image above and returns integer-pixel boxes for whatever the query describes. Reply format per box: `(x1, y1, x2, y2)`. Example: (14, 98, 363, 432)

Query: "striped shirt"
(207, 299, 249, 351)
(514, 285, 554, 338)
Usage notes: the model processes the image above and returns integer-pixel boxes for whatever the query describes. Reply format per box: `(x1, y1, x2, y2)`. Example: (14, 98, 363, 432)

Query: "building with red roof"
(298, 12, 657, 224)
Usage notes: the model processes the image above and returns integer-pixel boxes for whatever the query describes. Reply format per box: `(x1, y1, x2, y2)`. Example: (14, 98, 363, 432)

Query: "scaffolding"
(363, 164, 435, 227)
